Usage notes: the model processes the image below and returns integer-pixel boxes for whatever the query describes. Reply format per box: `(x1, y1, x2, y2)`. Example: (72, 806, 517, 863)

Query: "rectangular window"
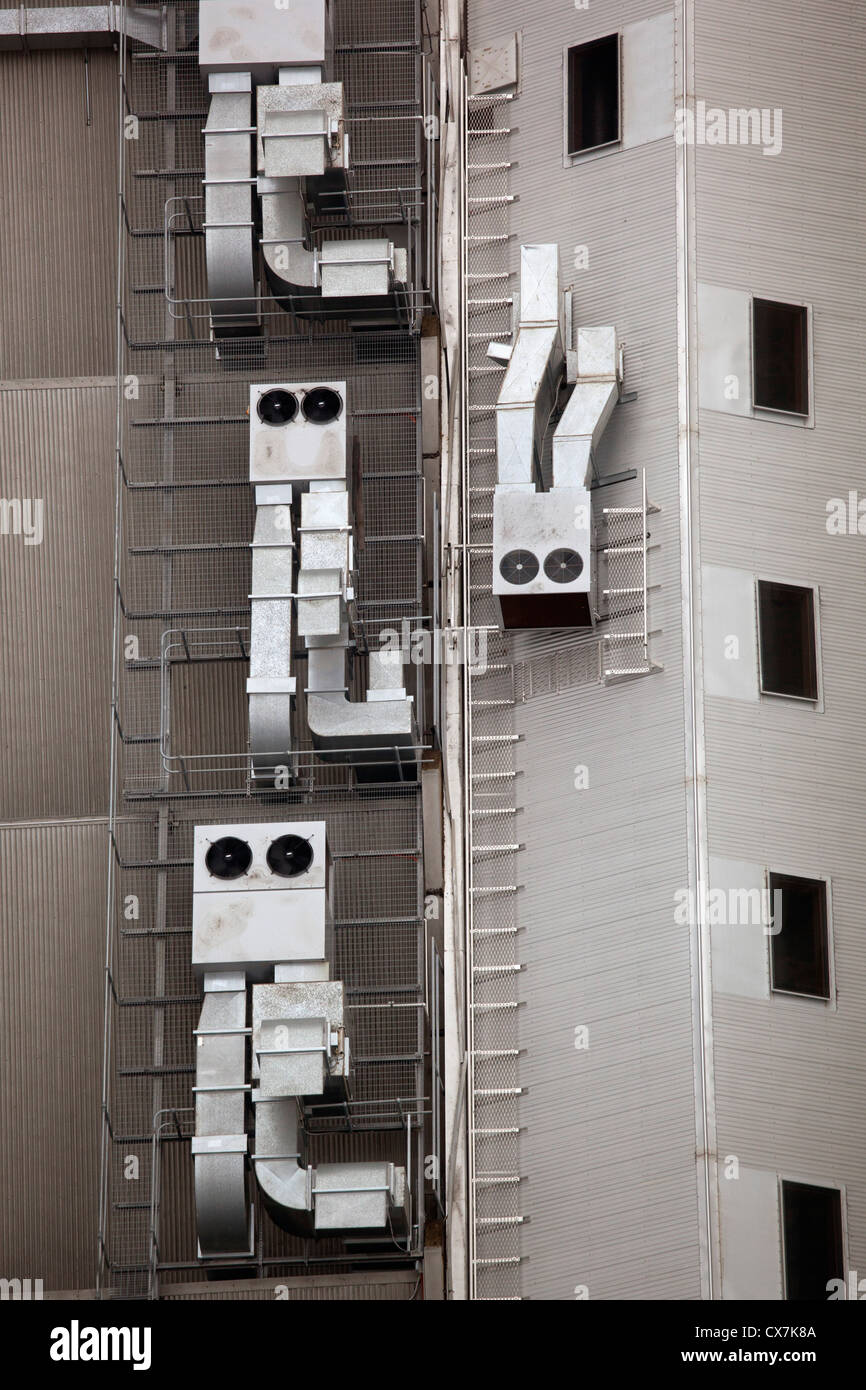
(781, 1181, 843, 1301)
(769, 874, 830, 998)
(753, 298, 809, 415)
(567, 35, 620, 155)
(757, 580, 818, 701)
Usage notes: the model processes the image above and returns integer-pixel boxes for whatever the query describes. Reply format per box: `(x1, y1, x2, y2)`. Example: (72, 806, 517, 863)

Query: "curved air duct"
(306, 642, 418, 780)
(254, 1095, 406, 1239)
(260, 179, 406, 325)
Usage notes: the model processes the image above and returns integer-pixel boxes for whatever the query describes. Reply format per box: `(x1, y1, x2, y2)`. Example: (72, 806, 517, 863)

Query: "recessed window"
(769, 873, 830, 998)
(567, 35, 620, 155)
(757, 581, 818, 701)
(753, 298, 809, 415)
(781, 1181, 843, 1301)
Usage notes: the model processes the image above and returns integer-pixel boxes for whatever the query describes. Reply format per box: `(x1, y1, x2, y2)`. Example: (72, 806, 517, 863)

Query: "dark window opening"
(567, 35, 620, 155)
(782, 1181, 843, 1301)
(757, 581, 818, 700)
(769, 873, 830, 998)
(753, 298, 809, 415)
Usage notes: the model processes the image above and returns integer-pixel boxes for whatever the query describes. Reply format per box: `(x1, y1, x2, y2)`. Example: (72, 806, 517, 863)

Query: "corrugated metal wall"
(0, 48, 117, 379)
(466, 0, 703, 1298)
(694, 0, 866, 1285)
(0, 822, 106, 1291)
(0, 382, 115, 820)
(0, 37, 118, 1294)
(161, 1270, 421, 1300)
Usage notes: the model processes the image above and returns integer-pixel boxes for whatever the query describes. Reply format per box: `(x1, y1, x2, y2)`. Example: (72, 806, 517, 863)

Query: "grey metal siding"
(0, 48, 117, 379)
(0, 382, 115, 820)
(694, 0, 866, 1281)
(0, 821, 106, 1293)
(467, 0, 703, 1297)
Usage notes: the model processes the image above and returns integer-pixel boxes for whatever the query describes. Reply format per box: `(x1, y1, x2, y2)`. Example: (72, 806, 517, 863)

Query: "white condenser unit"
(192, 821, 333, 978)
(493, 487, 593, 629)
(249, 381, 346, 485)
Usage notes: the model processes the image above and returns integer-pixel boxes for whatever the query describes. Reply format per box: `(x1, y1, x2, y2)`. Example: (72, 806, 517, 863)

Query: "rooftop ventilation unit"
(199, 0, 409, 336)
(192, 822, 330, 979)
(192, 820, 408, 1255)
(249, 381, 346, 485)
(494, 488, 592, 629)
(492, 245, 621, 629)
(247, 383, 419, 787)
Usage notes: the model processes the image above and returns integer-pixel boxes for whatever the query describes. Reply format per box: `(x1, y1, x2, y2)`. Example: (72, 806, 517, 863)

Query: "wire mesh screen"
(101, 0, 430, 1299)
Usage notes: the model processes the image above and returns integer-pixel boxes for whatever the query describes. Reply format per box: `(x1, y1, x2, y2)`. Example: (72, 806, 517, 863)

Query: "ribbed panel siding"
(694, 0, 866, 1279)
(0, 383, 115, 820)
(161, 1271, 421, 1300)
(0, 48, 116, 379)
(0, 822, 106, 1292)
(515, 679, 700, 1301)
(466, 0, 703, 1298)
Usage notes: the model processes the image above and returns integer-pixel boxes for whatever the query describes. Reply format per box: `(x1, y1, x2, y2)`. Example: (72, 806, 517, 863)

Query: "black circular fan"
(267, 834, 314, 879)
(205, 836, 252, 880)
(302, 387, 343, 424)
(544, 547, 584, 583)
(498, 549, 539, 585)
(257, 389, 298, 426)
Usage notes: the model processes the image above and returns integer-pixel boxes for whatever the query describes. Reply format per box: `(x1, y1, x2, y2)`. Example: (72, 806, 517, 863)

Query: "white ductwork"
(495, 244, 562, 488)
(198, 0, 409, 336)
(554, 326, 620, 487)
(247, 382, 419, 785)
(191, 822, 408, 1253)
(492, 245, 621, 629)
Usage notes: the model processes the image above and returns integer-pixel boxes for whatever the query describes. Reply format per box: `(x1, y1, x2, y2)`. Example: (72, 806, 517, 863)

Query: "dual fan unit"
(192, 822, 331, 979)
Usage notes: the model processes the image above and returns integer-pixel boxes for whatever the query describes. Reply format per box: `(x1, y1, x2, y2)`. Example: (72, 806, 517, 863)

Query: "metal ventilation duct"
(198, 0, 409, 336)
(191, 822, 408, 1254)
(492, 245, 620, 629)
(247, 382, 419, 785)
(495, 243, 563, 488)
(204, 74, 261, 338)
(0, 5, 165, 50)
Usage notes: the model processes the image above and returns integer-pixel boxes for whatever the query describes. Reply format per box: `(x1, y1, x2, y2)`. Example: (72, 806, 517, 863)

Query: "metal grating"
(99, 0, 432, 1299)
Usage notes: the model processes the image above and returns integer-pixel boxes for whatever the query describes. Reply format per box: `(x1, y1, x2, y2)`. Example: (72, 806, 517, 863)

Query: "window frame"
(779, 1176, 847, 1302)
(755, 577, 822, 708)
(766, 869, 834, 1004)
(563, 32, 622, 164)
(750, 293, 814, 427)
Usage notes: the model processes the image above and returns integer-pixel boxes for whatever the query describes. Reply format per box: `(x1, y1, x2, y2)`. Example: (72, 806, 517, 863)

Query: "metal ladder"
(462, 81, 525, 1302)
(602, 472, 659, 679)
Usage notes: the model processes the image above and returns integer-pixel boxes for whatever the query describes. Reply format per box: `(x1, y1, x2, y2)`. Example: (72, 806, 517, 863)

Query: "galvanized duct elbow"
(259, 175, 319, 306)
(252, 1098, 314, 1236)
(495, 245, 563, 489)
(254, 1094, 407, 1239)
(306, 643, 419, 780)
(552, 326, 621, 489)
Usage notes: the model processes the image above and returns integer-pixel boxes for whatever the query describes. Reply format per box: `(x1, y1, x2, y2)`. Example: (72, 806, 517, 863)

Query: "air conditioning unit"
(192, 821, 332, 978)
(249, 381, 346, 484)
(199, 0, 329, 80)
(493, 486, 593, 629)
